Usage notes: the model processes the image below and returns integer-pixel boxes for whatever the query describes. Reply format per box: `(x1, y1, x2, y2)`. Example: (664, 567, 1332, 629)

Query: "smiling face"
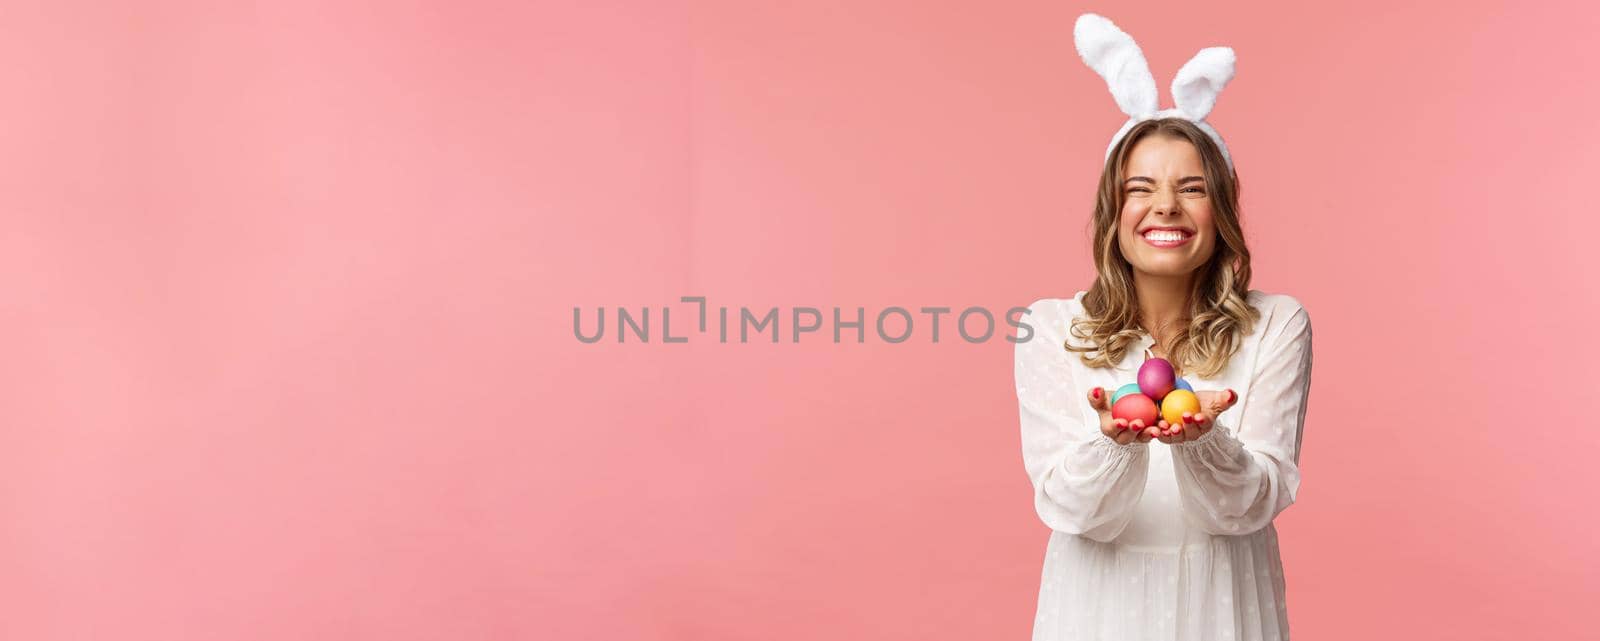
(1116, 134, 1218, 281)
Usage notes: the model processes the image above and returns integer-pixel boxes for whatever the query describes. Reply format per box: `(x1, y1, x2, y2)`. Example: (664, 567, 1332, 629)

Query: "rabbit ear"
(1074, 14, 1158, 119)
(1171, 47, 1235, 121)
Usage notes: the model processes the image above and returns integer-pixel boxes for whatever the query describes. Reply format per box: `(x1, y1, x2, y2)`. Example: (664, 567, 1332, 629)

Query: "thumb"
(1213, 388, 1238, 412)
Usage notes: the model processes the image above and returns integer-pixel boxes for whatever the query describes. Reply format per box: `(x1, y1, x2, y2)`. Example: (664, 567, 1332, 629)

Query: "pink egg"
(1138, 358, 1175, 402)
(1112, 393, 1159, 427)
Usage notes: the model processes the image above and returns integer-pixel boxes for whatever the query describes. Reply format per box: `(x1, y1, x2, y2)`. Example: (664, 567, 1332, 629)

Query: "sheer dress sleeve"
(1016, 298, 1150, 543)
(1170, 302, 1313, 536)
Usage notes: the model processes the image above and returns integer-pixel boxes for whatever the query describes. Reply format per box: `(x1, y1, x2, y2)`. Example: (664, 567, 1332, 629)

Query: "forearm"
(1029, 432, 1151, 541)
(1169, 422, 1299, 535)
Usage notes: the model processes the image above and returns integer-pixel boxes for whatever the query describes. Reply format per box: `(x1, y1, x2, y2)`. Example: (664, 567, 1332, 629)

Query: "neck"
(1132, 271, 1192, 342)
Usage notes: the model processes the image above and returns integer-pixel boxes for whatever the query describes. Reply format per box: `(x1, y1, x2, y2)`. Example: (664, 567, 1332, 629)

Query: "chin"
(1133, 260, 1202, 277)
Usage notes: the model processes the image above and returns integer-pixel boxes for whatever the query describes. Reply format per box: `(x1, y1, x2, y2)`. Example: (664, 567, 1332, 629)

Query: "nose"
(1152, 186, 1181, 216)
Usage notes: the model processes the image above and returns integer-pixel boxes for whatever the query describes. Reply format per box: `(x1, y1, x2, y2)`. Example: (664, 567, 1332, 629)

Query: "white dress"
(1015, 289, 1313, 641)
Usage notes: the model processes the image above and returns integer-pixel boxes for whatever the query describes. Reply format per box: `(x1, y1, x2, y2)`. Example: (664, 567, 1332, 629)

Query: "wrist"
(1098, 431, 1150, 450)
(1171, 422, 1225, 449)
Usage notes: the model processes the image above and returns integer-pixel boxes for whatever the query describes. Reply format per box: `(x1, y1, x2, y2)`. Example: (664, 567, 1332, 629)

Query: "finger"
(1114, 428, 1136, 445)
(1113, 418, 1127, 432)
(1182, 414, 1202, 441)
(1129, 419, 1146, 432)
(1139, 426, 1159, 442)
(1089, 386, 1106, 410)
(1223, 388, 1237, 410)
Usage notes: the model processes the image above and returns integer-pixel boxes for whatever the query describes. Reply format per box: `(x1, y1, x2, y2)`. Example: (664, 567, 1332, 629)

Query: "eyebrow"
(1124, 176, 1206, 185)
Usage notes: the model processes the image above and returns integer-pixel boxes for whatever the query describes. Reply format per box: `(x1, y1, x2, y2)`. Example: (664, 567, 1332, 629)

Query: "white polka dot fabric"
(1016, 290, 1313, 641)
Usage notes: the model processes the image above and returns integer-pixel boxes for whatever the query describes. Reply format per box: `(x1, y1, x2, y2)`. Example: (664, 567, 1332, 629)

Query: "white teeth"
(1144, 230, 1189, 242)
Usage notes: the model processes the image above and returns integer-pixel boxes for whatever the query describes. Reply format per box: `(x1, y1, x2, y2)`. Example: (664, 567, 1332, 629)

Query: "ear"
(1073, 13, 1158, 119)
(1171, 47, 1236, 121)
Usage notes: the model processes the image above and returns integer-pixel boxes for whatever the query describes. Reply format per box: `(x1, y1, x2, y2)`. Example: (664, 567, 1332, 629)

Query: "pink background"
(2, 1, 1596, 639)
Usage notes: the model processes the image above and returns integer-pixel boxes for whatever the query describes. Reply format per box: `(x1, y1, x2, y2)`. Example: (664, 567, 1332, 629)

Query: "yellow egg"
(1160, 389, 1201, 425)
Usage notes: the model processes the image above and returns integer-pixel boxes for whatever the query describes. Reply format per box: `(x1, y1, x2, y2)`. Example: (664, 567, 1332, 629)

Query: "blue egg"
(1174, 378, 1194, 393)
(1111, 383, 1143, 405)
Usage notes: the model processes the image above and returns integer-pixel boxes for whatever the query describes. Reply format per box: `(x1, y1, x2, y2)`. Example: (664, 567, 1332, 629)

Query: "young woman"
(1013, 116, 1314, 639)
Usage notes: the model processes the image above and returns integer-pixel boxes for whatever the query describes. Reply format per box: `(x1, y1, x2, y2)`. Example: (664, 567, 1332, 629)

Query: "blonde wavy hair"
(1065, 118, 1260, 379)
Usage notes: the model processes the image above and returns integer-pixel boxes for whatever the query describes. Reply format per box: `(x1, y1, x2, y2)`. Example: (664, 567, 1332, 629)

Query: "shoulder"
(1245, 289, 1311, 343)
(1021, 291, 1089, 338)
(1022, 291, 1085, 322)
(1016, 291, 1089, 357)
(1241, 289, 1305, 316)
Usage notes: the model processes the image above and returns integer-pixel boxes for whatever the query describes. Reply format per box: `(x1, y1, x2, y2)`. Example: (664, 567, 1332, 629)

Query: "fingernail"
(1228, 390, 1237, 403)
(1093, 388, 1102, 398)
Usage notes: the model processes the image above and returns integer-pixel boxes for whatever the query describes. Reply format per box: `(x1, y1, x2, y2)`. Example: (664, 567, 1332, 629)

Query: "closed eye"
(1128, 187, 1204, 194)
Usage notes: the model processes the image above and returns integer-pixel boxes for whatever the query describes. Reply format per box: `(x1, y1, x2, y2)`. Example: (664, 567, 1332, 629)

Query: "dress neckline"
(1123, 332, 1158, 370)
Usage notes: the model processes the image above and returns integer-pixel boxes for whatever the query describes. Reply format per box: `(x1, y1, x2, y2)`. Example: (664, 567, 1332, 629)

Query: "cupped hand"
(1088, 387, 1159, 445)
(1154, 388, 1238, 444)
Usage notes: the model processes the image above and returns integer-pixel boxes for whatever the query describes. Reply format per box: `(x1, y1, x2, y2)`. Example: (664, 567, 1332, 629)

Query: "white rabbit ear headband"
(1073, 13, 1236, 172)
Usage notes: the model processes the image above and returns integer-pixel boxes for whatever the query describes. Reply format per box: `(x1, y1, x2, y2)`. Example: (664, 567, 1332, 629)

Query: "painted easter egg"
(1173, 378, 1194, 393)
(1112, 393, 1159, 428)
(1160, 389, 1201, 426)
(1138, 358, 1176, 403)
(1111, 382, 1143, 405)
